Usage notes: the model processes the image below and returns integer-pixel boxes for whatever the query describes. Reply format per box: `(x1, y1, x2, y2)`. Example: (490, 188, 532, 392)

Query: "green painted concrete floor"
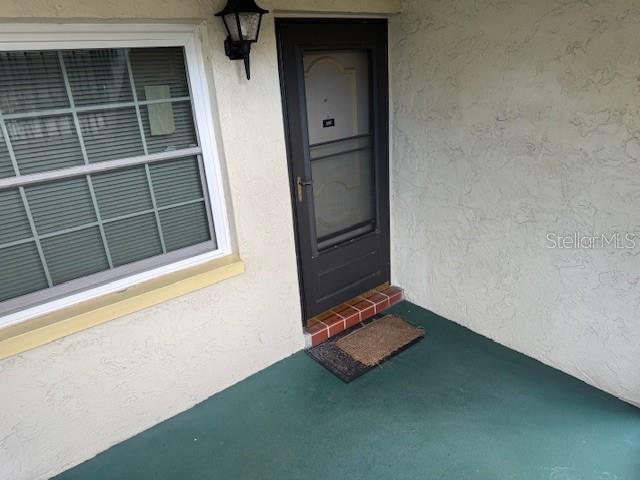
(55, 302, 640, 480)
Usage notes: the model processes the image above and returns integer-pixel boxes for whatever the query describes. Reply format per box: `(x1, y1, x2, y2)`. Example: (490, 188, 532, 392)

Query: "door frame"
(275, 18, 390, 325)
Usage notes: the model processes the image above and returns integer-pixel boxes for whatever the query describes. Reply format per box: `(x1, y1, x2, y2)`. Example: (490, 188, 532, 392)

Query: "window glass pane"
(0, 243, 48, 302)
(104, 213, 162, 267)
(26, 178, 97, 234)
(141, 101, 197, 153)
(303, 50, 376, 250)
(0, 134, 15, 179)
(129, 47, 190, 100)
(0, 45, 215, 312)
(6, 115, 84, 174)
(42, 227, 109, 285)
(63, 49, 133, 106)
(0, 189, 31, 245)
(150, 157, 204, 207)
(0, 51, 69, 114)
(92, 166, 153, 219)
(78, 107, 145, 163)
(160, 202, 212, 252)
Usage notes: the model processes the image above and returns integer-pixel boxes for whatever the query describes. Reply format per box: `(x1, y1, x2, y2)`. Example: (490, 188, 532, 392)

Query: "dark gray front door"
(276, 19, 390, 322)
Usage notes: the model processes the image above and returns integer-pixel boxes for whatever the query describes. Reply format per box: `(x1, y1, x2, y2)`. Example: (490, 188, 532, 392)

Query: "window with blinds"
(0, 47, 217, 314)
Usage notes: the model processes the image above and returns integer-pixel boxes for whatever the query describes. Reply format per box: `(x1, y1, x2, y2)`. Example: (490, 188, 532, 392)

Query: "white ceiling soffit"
(271, 0, 401, 17)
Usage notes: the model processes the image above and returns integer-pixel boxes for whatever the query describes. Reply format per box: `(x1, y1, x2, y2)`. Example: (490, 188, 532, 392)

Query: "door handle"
(296, 177, 312, 203)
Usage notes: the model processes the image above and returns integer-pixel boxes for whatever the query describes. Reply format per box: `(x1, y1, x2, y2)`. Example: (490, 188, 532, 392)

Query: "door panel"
(277, 19, 389, 321)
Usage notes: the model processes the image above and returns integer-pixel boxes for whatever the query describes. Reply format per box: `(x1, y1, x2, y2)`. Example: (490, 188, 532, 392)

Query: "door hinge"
(296, 176, 312, 203)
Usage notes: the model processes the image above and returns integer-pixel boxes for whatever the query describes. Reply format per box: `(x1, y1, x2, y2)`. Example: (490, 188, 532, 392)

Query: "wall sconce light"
(215, 0, 269, 80)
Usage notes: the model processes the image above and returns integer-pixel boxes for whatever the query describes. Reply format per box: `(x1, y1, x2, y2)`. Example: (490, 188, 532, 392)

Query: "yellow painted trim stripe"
(0, 256, 245, 360)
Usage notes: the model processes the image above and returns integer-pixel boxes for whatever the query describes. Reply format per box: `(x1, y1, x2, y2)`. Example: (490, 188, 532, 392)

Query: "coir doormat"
(306, 314, 425, 382)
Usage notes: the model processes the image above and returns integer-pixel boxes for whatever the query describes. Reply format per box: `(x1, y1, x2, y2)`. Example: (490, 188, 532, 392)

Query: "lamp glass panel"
(224, 12, 261, 41)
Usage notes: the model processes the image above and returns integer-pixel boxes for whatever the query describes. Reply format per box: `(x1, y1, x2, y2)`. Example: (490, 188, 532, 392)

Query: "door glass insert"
(303, 50, 375, 250)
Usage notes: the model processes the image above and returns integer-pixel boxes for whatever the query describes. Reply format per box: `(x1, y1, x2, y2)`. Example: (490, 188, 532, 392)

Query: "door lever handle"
(296, 177, 312, 203)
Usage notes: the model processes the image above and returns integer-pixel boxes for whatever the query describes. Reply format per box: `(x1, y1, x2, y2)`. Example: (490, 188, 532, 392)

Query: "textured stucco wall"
(0, 0, 400, 19)
(0, 1, 315, 478)
(391, 0, 640, 407)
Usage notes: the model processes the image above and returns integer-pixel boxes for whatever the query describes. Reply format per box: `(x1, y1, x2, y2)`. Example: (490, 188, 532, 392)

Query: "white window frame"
(0, 23, 232, 328)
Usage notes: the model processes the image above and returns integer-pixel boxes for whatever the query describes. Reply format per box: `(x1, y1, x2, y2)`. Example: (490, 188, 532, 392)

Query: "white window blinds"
(0, 47, 216, 312)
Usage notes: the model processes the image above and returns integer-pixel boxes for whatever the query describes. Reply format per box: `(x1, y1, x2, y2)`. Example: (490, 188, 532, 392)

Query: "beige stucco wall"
(391, 0, 640, 407)
(0, 0, 400, 19)
(0, 1, 396, 479)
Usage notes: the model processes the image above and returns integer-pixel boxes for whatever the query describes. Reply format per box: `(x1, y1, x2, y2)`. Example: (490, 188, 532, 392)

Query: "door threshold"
(304, 285, 404, 348)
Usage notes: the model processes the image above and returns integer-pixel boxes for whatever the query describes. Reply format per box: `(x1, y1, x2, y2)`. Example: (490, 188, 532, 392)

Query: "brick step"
(304, 285, 404, 347)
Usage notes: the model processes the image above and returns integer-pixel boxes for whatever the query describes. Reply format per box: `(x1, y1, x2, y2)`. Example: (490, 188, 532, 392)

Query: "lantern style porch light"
(215, 0, 269, 80)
